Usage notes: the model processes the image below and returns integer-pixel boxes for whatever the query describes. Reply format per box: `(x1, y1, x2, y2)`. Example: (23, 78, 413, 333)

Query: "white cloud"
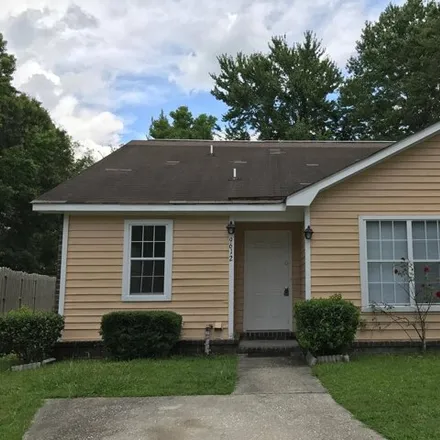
(0, 0, 404, 158)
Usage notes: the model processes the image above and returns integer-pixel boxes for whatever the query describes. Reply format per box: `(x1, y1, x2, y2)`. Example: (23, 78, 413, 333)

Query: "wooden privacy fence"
(0, 267, 56, 314)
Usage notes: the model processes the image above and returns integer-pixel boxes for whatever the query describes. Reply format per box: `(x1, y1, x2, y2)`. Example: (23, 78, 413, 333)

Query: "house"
(33, 122, 440, 345)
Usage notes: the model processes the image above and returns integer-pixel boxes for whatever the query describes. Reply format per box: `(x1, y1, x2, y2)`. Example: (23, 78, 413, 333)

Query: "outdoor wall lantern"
(304, 225, 314, 240)
(226, 221, 236, 235)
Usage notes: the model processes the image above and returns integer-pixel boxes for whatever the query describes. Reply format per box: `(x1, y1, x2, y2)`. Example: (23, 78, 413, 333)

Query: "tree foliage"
(339, 0, 440, 140)
(211, 31, 343, 140)
(149, 106, 219, 139)
(0, 33, 92, 275)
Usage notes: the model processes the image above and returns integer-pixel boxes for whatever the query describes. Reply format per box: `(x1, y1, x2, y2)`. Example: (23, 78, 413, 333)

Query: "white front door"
(244, 230, 292, 331)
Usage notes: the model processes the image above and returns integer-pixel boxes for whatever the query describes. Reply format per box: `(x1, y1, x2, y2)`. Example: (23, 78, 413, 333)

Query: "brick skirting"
(53, 339, 238, 360)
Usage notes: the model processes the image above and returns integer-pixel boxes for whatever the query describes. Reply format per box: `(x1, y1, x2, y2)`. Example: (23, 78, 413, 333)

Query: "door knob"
(284, 287, 289, 296)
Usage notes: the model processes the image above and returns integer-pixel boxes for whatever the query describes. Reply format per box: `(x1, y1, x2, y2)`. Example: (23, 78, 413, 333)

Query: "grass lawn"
(314, 354, 440, 440)
(0, 355, 237, 440)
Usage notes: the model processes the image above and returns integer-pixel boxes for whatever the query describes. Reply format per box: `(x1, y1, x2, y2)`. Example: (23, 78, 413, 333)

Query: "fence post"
(32, 279, 37, 312)
(0, 274, 6, 315)
(18, 277, 24, 309)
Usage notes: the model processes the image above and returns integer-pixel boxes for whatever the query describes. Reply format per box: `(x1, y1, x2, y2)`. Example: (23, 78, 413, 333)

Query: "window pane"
(368, 283, 382, 304)
(427, 222, 438, 240)
(143, 242, 153, 258)
(132, 226, 143, 241)
(394, 222, 407, 240)
(413, 240, 426, 260)
(395, 283, 410, 305)
(368, 263, 381, 282)
(130, 276, 141, 293)
(131, 242, 142, 258)
(154, 242, 165, 258)
(381, 241, 393, 260)
(367, 240, 380, 259)
(131, 261, 142, 276)
(381, 221, 392, 239)
(141, 277, 153, 293)
(412, 221, 425, 240)
(153, 277, 164, 293)
(144, 226, 154, 241)
(427, 241, 439, 259)
(381, 263, 395, 282)
(154, 260, 165, 277)
(142, 260, 153, 277)
(382, 283, 395, 304)
(155, 226, 166, 241)
(394, 240, 407, 259)
(414, 262, 428, 285)
(367, 222, 379, 239)
(414, 262, 440, 304)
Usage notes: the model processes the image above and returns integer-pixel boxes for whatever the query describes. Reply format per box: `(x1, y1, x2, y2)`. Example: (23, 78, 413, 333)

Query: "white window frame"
(360, 215, 440, 312)
(122, 219, 173, 302)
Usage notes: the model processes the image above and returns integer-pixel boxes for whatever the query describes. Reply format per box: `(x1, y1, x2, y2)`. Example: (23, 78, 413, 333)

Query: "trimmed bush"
(294, 294, 360, 356)
(100, 311, 182, 360)
(4, 307, 64, 363)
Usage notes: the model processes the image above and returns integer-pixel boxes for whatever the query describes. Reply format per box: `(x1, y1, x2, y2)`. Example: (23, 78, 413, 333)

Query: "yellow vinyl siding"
(63, 215, 229, 341)
(234, 222, 303, 333)
(310, 134, 440, 340)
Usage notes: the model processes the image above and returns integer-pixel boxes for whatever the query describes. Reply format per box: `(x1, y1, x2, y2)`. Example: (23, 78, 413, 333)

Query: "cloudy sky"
(1, 0, 402, 158)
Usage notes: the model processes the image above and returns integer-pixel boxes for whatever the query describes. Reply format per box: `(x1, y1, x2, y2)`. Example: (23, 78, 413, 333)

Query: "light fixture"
(226, 221, 236, 235)
(304, 225, 314, 240)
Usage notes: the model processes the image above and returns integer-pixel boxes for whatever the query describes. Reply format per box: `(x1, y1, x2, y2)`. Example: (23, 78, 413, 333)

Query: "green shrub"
(4, 307, 64, 363)
(100, 311, 182, 360)
(294, 294, 360, 356)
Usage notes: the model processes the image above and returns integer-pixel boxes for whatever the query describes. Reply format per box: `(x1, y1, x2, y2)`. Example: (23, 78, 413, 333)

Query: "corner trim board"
(304, 207, 311, 300)
(228, 216, 235, 339)
(58, 214, 69, 316)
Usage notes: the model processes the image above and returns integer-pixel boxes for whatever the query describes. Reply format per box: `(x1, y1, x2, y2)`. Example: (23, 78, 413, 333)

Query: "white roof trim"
(32, 203, 287, 213)
(286, 121, 440, 206)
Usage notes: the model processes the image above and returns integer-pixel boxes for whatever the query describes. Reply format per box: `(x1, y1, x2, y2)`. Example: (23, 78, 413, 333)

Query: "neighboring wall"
(234, 222, 303, 333)
(310, 134, 440, 340)
(63, 215, 229, 341)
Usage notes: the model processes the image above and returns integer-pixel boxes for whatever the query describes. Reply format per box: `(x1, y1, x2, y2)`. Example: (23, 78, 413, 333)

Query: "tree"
(339, 0, 440, 140)
(0, 34, 92, 275)
(148, 106, 219, 139)
(210, 31, 343, 140)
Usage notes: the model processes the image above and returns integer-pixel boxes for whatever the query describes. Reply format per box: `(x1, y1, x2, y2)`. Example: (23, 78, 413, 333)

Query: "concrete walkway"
(25, 357, 384, 440)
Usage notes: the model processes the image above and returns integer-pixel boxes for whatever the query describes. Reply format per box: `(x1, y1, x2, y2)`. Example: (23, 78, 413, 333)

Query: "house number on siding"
(228, 236, 234, 262)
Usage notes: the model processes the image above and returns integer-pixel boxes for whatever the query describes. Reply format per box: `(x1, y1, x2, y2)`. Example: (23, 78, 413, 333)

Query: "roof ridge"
(129, 139, 394, 144)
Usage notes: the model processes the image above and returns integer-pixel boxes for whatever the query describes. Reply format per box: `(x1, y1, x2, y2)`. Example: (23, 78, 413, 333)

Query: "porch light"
(226, 221, 236, 235)
(304, 225, 314, 240)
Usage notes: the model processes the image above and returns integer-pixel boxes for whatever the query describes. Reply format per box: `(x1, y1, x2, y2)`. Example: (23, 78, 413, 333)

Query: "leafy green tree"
(211, 31, 342, 140)
(149, 106, 219, 139)
(0, 33, 92, 275)
(339, 0, 440, 140)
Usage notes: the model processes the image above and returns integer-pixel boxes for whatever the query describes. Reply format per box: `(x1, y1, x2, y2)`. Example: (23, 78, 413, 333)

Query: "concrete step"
(238, 339, 302, 357)
(242, 331, 295, 340)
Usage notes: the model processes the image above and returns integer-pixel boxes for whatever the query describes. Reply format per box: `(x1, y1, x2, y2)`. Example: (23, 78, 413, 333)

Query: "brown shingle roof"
(35, 139, 394, 204)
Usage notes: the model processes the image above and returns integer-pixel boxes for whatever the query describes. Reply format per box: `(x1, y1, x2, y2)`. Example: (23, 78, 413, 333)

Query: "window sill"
(122, 294, 172, 302)
(362, 305, 440, 313)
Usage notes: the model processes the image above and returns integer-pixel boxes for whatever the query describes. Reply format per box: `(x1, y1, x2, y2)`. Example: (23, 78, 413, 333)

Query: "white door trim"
(244, 230, 292, 331)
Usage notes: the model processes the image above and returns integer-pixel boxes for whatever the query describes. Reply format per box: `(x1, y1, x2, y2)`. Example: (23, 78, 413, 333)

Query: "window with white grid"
(122, 220, 173, 301)
(362, 218, 440, 307)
